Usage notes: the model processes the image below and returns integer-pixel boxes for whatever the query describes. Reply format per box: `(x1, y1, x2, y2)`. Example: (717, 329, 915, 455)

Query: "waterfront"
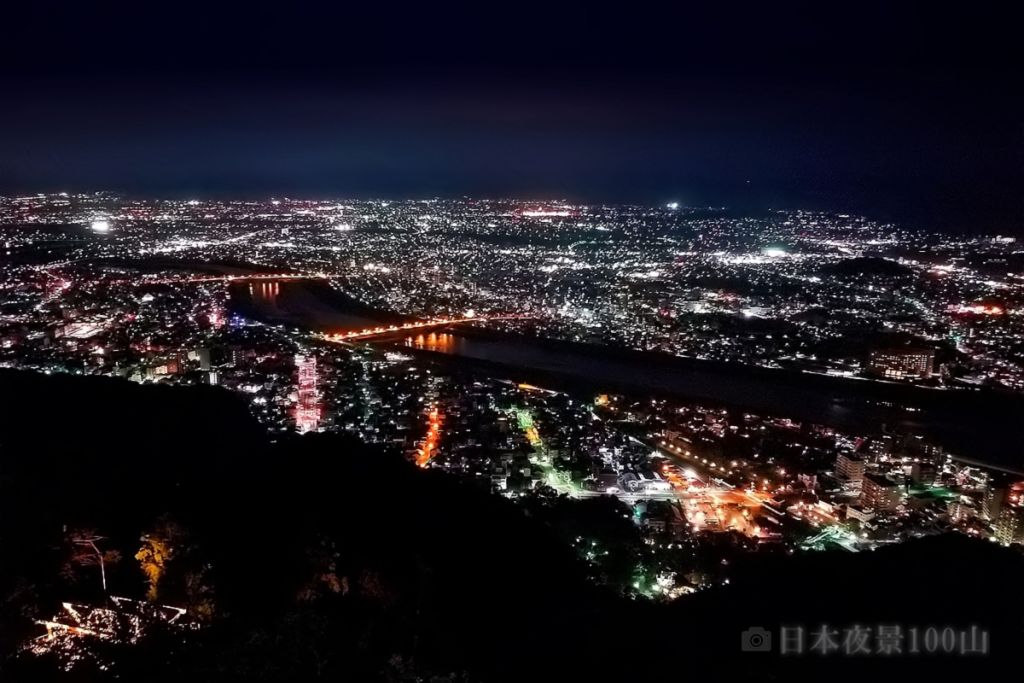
(231, 280, 1024, 468)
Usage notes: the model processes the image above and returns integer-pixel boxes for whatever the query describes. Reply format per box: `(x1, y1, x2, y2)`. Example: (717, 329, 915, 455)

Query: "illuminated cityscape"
(4, 193, 1021, 676)
(2, 193, 1022, 548)
(1, 4, 1021, 680)
(3, 193, 1022, 388)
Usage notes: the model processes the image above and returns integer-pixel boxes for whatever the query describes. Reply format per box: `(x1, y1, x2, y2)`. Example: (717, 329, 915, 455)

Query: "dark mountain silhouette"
(1, 369, 1020, 680)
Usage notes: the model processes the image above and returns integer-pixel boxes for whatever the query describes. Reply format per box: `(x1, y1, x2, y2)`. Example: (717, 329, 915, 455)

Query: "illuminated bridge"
(126, 273, 333, 286)
(319, 314, 533, 342)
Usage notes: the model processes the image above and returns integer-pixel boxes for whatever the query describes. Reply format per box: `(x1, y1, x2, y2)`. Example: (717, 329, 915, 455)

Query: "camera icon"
(741, 626, 772, 652)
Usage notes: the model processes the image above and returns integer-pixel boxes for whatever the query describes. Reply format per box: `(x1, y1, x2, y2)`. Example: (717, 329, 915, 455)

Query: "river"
(231, 280, 1024, 469)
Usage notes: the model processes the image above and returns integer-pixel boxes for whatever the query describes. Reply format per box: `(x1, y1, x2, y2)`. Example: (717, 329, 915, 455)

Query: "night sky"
(2, 3, 1020, 233)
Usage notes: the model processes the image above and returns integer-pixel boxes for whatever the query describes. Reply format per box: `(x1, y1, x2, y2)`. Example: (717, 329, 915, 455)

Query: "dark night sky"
(1, 2, 1021, 233)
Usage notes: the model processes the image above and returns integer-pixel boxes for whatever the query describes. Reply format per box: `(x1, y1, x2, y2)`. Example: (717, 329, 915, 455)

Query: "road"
(319, 314, 533, 341)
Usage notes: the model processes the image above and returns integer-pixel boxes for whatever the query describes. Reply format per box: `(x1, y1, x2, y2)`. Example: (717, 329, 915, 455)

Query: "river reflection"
(405, 332, 455, 352)
(231, 279, 380, 331)
(249, 281, 280, 307)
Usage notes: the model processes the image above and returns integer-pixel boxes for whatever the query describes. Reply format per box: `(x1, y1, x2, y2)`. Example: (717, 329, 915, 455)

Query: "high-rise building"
(860, 473, 902, 512)
(947, 500, 974, 525)
(835, 454, 866, 483)
(994, 507, 1023, 545)
(983, 484, 1008, 521)
(867, 348, 935, 379)
(295, 354, 320, 433)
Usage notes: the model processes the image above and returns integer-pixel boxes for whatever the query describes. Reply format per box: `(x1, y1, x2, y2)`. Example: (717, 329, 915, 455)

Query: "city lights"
(3, 192, 1024, 642)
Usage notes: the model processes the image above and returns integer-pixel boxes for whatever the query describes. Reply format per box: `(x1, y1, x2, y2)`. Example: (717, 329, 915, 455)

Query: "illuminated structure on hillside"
(26, 597, 194, 671)
(295, 354, 321, 433)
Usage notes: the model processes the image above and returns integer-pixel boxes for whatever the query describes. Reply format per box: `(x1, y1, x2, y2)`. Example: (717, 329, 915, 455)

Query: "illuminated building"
(994, 507, 1023, 545)
(867, 348, 935, 379)
(983, 484, 1007, 521)
(846, 504, 876, 525)
(835, 453, 866, 483)
(947, 500, 974, 524)
(294, 354, 321, 433)
(859, 473, 902, 512)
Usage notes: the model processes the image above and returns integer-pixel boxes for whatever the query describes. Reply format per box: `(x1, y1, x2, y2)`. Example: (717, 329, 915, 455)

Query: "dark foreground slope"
(1, 369, 1021, 681)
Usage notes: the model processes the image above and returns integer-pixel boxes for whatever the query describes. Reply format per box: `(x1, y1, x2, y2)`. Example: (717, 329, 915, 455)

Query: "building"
(983, 484, 1008, 521)
(947, 500, 975, 525)
(867, 348, 935, 379)
(798, 473, 818, 490)
(994, 507, 1023, 545)
(294, 354, 321, 433)
(846, 504, 876, 525)
(993, 507, 1023, 545)
(490, 472, 508, 492)
(907, 462, 936, 486)
(860, 473, 902, 512)
(835, 453, 866, 482)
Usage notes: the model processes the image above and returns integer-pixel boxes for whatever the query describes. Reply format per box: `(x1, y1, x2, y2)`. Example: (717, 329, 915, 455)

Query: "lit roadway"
(318, 314, 534, 342)
(33, 266, 337, 289)
(125, 273, 332, 286)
